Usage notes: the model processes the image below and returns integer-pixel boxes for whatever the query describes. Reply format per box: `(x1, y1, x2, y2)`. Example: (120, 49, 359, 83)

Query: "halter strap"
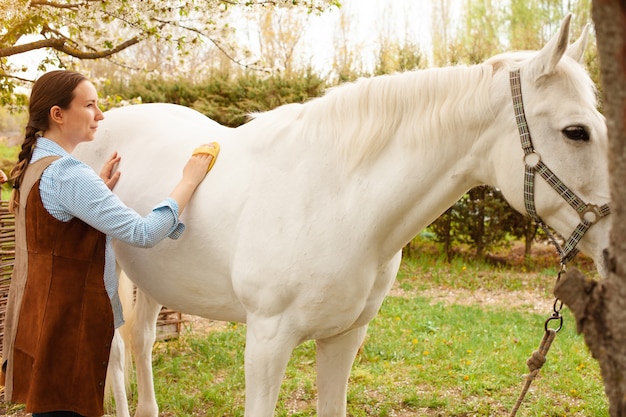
(509, 69, 610, 265)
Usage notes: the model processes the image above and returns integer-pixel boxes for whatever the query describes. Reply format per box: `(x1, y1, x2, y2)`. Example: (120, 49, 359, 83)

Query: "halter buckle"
(580, 204, 601, 224)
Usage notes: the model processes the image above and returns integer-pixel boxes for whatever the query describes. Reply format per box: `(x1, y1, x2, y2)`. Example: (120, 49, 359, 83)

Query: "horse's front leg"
(131, 289, 163, 417)
(316, 325, 369, 417)
(243, 315, 301, 417)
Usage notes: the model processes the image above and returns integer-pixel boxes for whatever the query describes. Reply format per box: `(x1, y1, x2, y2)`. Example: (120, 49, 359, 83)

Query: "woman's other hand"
(100, 152, 122, 190)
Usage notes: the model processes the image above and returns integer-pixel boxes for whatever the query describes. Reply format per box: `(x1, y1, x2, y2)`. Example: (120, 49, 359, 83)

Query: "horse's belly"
(231, 251, 402, 340)
(115, 242, 247, 323)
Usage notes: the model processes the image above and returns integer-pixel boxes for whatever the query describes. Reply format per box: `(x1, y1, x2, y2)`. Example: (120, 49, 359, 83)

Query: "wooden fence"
(0, 200, 15, 356)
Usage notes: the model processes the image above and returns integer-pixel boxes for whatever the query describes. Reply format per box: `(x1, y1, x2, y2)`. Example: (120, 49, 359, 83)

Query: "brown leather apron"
(1, 156, 114, 416)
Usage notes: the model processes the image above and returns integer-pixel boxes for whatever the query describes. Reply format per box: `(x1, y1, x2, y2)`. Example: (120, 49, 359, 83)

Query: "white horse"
(73, 15, 610, 417)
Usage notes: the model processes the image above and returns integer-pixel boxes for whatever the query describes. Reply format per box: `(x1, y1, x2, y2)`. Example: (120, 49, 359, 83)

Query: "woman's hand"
(170, 142, 219, 215)
(182, 144, 216, 186)
(100, 152, 122, 190)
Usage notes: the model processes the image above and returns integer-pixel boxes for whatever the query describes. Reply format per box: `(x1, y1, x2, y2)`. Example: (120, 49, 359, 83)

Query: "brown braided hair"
(9, 70, 88, 213)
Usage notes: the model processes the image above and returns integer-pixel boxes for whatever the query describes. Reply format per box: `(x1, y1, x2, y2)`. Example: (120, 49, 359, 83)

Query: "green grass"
(116, 247, 607, 417)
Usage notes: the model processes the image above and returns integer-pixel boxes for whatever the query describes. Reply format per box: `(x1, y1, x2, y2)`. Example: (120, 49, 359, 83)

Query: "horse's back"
(78, 103, 225, 173)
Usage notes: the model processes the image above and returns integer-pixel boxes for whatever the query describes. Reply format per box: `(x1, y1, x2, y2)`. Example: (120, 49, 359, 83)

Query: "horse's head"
(486, 15, 610, 275)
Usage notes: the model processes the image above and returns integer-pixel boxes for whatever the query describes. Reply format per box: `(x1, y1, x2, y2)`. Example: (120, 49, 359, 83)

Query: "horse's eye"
(562, 126, 589, 141)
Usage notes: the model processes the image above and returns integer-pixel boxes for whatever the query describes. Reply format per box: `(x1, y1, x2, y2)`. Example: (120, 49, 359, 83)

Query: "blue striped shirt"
(31, 137, 185, 328)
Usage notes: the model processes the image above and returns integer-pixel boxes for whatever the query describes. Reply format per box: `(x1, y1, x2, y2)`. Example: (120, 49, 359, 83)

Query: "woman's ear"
(49, 105, 63, 124)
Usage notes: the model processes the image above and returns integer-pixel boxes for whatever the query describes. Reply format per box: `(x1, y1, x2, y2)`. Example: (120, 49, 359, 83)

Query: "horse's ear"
(566, 23, 590, 63)
(526, 14, 572, 79)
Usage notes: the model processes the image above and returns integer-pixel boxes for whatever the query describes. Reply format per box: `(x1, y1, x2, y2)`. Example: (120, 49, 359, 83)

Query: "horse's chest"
(237, 257, 399, 337)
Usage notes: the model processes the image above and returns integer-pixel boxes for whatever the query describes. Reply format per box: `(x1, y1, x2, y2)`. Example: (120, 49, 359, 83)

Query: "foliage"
(191, 70, 326, 126)
(98, 70, 327, 127)
(427, 187, 531, 259)
(434, 0, 598, 88)
(373, 40, 426, 75)
(0, 0, 340, 105)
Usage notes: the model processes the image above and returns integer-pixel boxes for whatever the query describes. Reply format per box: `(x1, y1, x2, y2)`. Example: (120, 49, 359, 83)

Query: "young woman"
(0, 70, 219, 417)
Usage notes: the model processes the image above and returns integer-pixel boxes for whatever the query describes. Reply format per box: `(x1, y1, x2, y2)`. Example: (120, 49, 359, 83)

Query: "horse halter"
(509, 69, 610, 265)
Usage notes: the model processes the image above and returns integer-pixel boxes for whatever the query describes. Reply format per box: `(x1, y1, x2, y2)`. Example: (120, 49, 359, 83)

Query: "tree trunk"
(554, 2, 626, 415)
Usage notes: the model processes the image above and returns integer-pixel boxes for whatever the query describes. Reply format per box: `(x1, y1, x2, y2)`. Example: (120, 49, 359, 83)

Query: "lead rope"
(509, 266, 565, 417)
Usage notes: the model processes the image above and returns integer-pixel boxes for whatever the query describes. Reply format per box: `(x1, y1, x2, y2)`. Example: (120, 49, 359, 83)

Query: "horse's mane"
(247, 64, 494, 169)
(247, 50, 594, 169)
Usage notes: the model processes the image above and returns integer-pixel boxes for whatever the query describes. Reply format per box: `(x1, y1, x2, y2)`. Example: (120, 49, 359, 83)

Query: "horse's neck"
(244, 65, 504, 260)
(349, 137, 482, 259)
(321, 68, 499, 257)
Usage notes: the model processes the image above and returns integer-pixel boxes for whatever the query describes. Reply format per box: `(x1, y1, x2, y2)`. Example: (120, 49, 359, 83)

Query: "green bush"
(98, 70, 327, 127)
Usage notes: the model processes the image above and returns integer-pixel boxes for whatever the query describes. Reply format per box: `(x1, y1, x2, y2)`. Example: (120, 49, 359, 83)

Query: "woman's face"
(58, 80, 104, 146)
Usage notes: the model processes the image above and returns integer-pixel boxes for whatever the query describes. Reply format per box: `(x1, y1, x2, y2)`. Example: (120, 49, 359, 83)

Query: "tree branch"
(171, 21, 270, 73)
(0, 37, 141, 59)
(29, 0, 100, 10)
